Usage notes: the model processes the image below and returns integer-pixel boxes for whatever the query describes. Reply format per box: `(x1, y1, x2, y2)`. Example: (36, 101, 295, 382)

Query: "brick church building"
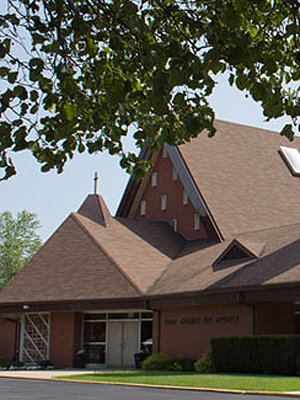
(1, 120, 300, 368)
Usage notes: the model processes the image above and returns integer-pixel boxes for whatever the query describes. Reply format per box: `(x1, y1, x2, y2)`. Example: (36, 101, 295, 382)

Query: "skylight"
(280, 146, 300, 176)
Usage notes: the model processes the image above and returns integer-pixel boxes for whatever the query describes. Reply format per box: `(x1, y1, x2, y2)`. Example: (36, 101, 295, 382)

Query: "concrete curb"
(1, 373, 300, 397)
(53, 377, 300, 397)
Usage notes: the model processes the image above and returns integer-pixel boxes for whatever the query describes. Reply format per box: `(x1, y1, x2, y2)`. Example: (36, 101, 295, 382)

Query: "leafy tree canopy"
(0, 210, 42, 290)
(0, 0, 299, 180)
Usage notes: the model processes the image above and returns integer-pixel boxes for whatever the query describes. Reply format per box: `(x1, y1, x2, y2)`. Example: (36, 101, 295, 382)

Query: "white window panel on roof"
(280, 146, 300, 176)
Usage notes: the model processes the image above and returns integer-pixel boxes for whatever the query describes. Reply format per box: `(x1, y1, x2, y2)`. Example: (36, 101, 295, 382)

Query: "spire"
(94, 172, 98, 194)
(78, 176, 111, 226)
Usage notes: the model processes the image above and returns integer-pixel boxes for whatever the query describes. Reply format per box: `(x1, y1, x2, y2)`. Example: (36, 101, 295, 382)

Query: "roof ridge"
(232, 221, 300, 238)
(167, 144, 224, 242)
(71, 213, 143, 296)
(96, 195, 111, 227)
(145, 240, 188, 294)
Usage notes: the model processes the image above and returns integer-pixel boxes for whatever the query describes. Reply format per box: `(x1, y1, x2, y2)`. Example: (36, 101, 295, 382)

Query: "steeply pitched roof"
(0, 214, 140, 303)
(73, 213, 185, 293)
(78, 194, 111, 227)
(2, 121, 300, 307)
(0, 197, 186, 304)
(179, 120, 300, 238)
(118, 120, 300, 239)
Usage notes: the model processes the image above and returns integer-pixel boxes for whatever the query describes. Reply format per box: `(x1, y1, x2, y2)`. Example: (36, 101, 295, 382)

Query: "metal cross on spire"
(94, 172, 99, 195)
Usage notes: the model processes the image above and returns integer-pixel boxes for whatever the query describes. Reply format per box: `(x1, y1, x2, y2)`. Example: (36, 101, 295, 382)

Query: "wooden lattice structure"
(20, 314, 50, 363)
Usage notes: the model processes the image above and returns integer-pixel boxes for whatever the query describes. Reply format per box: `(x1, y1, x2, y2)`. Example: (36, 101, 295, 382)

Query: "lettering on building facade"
(164, 315, 240, 326)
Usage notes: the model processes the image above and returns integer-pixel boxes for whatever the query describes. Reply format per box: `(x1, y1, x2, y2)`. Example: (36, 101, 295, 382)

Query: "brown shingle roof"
(78, 194, 111, 226)
(0, 214, 140, 303)
(0, 196, 186, 303)
(179, 120, 300, 238)
(2, 121, 300, 306)
(74, 213, 185, 293)
(149, 223, 300, 296)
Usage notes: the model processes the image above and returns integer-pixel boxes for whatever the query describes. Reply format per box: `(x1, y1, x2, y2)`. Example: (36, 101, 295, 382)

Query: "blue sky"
(0, 73, 293, 242)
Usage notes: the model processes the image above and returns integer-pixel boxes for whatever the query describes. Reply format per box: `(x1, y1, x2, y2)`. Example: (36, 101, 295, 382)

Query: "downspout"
(238, 292, 256, 335)
(145, 300, 161, 353)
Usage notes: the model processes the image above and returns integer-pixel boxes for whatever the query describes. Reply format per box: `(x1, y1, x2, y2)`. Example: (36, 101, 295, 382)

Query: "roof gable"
(179, 120, 300, 237)
(149, 223, 300, 297)
(118, 120, 300, 239)
(212, 239, 258, 270)
(0, 214, 139, 304)
(117, 145, 221, 241)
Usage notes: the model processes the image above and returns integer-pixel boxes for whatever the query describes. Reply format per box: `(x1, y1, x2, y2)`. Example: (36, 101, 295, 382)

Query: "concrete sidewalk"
(0, 369, 95, 380)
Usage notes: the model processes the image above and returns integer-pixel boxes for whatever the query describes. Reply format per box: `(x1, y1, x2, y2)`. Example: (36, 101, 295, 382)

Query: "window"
(141, 200, 146, 216)
(151, 172, 157, 187)
(194, 213, 200, 230)
(161, 195, 167, 211)
(171, 219, 178, 232)
(280, 146, 300, 176)
(183, 190, 188, 205)
(83, 312, 153, 364)
(84, 321, 106, 363)
(172, 167, 178, 181)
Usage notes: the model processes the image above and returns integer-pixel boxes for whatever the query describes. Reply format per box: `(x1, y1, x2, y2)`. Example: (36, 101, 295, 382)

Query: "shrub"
(172, 358, 196, 372)
(0, 356, 9, 369)
(11, 361, 25, 367)
(39, 360, 53, 368)
(141, 354, 172, 371)
(194, 349, 215, 373)
(211, 335, 300, 375)
(167, 361, 183, 372)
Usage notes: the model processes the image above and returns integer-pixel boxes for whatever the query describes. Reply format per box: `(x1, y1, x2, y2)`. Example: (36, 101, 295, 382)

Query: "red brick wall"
(135, 151, 209, 240)
(50, 312, 82, 368)
(157, 304, 253, 359)
(0, 319, 18, 362)
(256, 302, 295, 335)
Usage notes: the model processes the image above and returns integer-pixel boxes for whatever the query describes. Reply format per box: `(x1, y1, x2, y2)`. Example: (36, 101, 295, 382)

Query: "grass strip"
(57, 370, 300, 392)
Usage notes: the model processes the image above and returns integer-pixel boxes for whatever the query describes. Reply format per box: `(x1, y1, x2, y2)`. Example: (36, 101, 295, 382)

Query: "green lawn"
(57, 370, 300, 392)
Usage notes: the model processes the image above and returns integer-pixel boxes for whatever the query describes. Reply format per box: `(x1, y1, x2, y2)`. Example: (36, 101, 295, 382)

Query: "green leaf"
(14, 85, 28, 100)
(0, 67, 9, 77)
(280, 124, 294, 141)
(29, 58, 44, 73)
(64, 103, 77, 121)
(8, 71, 18, 84)
(30, 104, 38, 114)
(30, 90, 39, 102)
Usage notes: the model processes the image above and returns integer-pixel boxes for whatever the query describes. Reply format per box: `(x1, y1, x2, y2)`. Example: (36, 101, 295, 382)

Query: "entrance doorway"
(83, 311, 152, 367)
(107, 321, 139, 367)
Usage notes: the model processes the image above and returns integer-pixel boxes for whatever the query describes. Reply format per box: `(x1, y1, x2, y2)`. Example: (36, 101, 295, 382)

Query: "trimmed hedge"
(141, 354, 172, 370)
(211, 335, 300, 375)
